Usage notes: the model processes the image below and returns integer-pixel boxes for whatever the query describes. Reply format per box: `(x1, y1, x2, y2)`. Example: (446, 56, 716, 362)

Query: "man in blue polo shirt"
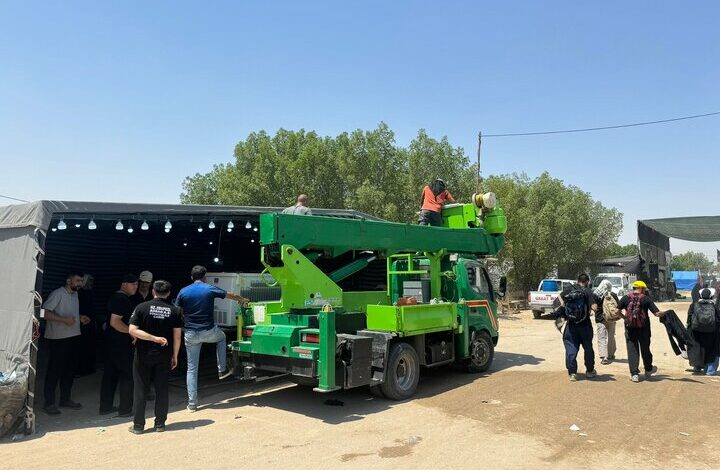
(176, 265, 247, 411)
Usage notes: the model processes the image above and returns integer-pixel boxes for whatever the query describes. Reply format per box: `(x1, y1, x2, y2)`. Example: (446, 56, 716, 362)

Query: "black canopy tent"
(0, 200, 378, 435)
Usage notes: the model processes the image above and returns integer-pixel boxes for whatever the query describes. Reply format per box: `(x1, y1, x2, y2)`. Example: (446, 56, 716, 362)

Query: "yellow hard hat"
(632, 280, 648, 289)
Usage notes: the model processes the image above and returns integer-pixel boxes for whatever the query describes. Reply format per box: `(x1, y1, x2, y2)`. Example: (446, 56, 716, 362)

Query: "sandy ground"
(2, 301, 719, 469)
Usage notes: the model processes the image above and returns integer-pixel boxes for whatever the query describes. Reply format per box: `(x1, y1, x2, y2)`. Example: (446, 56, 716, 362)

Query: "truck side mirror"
(498, 276, 507, 298)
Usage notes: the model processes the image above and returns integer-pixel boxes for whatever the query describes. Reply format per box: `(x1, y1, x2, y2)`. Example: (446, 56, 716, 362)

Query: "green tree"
(670, 251, 713, 273)
(606, 243, 639, 257)
(483, 173, 623, 292)
(181, 123, 477, 222)
(182, 126, 624, 293)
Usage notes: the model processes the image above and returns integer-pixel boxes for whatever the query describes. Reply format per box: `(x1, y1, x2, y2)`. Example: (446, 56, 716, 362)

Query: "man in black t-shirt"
(99, 274, 138, 416)
(128, 280, 182, 434)
(618, 280, 661, 382)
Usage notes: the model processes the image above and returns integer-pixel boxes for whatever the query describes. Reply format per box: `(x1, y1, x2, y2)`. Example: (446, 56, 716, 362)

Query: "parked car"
(528, 279, 575, 319)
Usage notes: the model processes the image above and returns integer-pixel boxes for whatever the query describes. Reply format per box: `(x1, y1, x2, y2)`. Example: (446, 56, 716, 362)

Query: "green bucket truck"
(231, 193, 507, 400)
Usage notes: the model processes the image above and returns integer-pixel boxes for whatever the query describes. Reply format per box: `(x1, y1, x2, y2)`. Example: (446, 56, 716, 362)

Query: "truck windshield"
(540, 280, 561, 291)
(594, 276, 622, 287)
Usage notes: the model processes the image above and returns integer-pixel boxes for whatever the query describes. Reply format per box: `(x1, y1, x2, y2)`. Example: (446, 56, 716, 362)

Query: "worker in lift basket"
(418, 178, 455, 226)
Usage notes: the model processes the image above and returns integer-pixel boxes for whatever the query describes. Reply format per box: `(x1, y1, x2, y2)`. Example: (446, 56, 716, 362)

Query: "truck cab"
(593, 272, 636, 298)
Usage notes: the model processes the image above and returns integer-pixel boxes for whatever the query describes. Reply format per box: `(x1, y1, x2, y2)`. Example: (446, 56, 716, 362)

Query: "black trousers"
(133, 353, 170, 428)
(75, 321, 97, 375)
(419, 209, 442, 226)
(43, 336, 79, 406)
(100, 345, 133, 413)
(626, 324, 653, 376)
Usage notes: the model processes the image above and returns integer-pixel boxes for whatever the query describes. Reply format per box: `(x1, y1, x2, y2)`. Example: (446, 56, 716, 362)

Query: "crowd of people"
(555, 274, 720, 382)
(41, 266, 248, 434)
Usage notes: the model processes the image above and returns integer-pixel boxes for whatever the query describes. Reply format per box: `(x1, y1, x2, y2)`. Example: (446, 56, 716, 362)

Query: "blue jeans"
(706, 357, 719, 376)
(184, 326, 227, 405)
(563, 323, 595, 375)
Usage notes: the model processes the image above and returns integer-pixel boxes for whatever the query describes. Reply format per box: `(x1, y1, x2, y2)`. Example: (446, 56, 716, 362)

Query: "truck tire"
(379, 342, 420, 400)
(532, 310, 542, 320)
(466, 330, 495, 373)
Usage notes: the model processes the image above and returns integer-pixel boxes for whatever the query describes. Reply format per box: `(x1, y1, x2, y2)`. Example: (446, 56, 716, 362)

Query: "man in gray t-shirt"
(282, 194, 313, 215)
(42, 273, 90, 415)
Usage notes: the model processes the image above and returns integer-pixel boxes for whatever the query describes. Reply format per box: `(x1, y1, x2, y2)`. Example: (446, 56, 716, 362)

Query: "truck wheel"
(466, 331, 494, 373)
(533, 310, 542, 320)
(379, 342, 420, 400)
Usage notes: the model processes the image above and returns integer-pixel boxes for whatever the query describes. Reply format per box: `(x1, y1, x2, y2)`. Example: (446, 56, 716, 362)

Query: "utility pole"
(476, 131, 482, 193)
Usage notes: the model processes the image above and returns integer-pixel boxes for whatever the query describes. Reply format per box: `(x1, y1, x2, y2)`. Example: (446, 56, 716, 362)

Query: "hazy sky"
(1, 1, 719, 258)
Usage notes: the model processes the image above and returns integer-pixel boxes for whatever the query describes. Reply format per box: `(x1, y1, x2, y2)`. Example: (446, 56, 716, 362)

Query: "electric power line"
(0, 194, 29, 203)
(483, 111, 720, 138)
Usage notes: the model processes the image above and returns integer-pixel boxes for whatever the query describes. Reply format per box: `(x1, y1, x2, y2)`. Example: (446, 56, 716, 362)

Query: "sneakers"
(631, 374, 640, 383)
(645, 366, 658, 378)
(59, 399, 82, 410)
(586, 369, 597, 379)
(187, 404, 197, 413)
(128, 425, 143, 435)
(600, 358, 610, 365)
(218, 367, 233, 380)
(569, 373, 578, 382)
(155, 424, 166, 433)
(43, 404, 61, 415)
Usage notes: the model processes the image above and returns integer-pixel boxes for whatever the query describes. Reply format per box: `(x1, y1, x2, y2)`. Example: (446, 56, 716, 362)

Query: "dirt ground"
(2, 301, 718, 469)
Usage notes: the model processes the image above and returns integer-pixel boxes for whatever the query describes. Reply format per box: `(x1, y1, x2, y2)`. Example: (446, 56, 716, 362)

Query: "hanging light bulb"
(88, 219, 97, 230)
(209, 241, 214, 245)
(127, 226, 134, 233)
(57, 219, 67, 230)
(253, 227, 258, 232)
(182, 241, 188, 247)
(208, 220, 216, 229)
(227, 227, 233, 233)
(250, 239, 255, 243)
(115, 220, 124, 230)
(245, 221, 252, 229)
(165, 220, 172, 230)
(197, 225, 203, 233)
(227, 220, 234, 230)
(74, 223, 81, 228)
(213, 257, 220, 263)
(141, 220, 149, 231)
(51, 227, 57, 232)
(164, 228, 170, 233)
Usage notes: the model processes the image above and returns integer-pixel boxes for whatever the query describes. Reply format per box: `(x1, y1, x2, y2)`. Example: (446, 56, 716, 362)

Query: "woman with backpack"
(593, 280, 620, 365)
(686, 288, 720, 376)
(618, 280, 662, 383)
(419, 179, 455, 226)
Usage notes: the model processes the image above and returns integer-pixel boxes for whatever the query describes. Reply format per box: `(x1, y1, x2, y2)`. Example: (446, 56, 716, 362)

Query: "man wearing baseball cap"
(618, 280, 662, 382)
(99, 274, 138, 416)
(132, 271, 154, 308)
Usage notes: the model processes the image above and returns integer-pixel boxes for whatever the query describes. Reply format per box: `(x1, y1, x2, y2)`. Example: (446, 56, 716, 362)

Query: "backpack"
(691, 299, 717, 333)
(625, 293, 647, 329)
(562, 286, 588, 324)
(602, 293, 622, 322)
